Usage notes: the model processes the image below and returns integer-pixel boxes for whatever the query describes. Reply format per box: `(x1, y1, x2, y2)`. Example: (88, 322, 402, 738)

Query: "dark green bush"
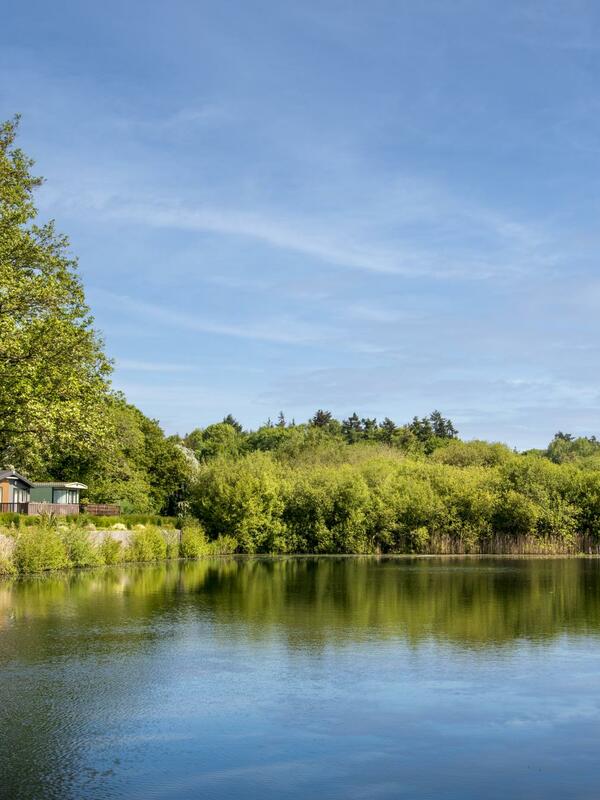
(0, 512, 20, 527)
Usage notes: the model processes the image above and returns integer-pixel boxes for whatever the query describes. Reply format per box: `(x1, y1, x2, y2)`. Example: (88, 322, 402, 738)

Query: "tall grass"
(0, 522, 237, 575)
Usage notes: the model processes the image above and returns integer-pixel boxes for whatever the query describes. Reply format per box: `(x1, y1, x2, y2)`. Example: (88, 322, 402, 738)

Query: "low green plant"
(0, 557, 16, 575)
(0, 512, 21, 527)
(78, 513, 178, 530)
(0, 534, 16, 576)
(60, 528, 102, 567)
(125, 527, 167, 562)
(13, 527, 70, 573)
(180, 524, 210, 558)
(165, 531, 180, 559)
(99, 536, 123, 564)
(208, 535, 237, 555)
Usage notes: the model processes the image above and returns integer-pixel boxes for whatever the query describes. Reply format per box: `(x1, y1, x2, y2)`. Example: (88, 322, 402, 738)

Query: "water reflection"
(2, 557, 600, 800)
(2, 556, 600, 649)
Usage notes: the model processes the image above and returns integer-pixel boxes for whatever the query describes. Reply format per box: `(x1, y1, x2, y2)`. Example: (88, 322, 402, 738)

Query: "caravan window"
(13, 487, 29, 504)
(53, 489, 78, 504)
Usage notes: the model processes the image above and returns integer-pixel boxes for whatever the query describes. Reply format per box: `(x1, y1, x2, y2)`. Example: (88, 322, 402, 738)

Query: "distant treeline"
(183, 409, 459, 459)
(175, 417, 600, 554)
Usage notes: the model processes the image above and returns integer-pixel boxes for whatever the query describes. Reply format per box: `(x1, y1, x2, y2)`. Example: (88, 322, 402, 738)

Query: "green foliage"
(98, 536, 123, 565)
(125, 527, 168, 562)
(81, 398, 193, 514)
(165, 532, 180, 559)
(185, 422, 245, 461)
(78, 513, 178, 530)
(180, 523, 210, 558)
(208, 535, 237, 554)
(408, 526, 430, 553)
(246, 425, 302, 453)
(13, 527, 69, 573)
(191, 453, 286, 553)
(0, 518, 237, 574)
(222, 414, 242, 433)
(0, 556, 16, 575)
(0, 512, 21, 527)
(432, 439, 513, 467)
(546, 432, 600, 465)
(282, 463, 373, 553)
(310, 409, 333, 427)
(184, 440, 600, 554)
(60, 527, 102, 567)
(0, 117, 113, 475)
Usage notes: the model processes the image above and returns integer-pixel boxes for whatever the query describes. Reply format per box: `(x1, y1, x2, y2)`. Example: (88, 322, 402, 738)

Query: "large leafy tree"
(0, 117, 112, 474)
(83, 397, 193, 514)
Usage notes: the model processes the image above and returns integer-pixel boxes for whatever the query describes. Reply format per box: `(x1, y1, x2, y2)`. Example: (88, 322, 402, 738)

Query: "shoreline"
(3, 550, 600, 582)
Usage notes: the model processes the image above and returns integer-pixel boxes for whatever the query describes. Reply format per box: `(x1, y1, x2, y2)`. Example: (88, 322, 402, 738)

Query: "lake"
(2, 556, 600, 799)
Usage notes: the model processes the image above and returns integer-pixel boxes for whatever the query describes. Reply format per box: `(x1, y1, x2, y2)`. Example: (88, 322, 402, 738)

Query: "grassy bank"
(0, 522, 236, 576)
(2, 521, 600, 577)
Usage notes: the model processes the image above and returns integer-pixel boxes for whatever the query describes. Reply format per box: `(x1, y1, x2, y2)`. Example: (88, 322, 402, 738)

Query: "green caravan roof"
(32, 481, 88, 490)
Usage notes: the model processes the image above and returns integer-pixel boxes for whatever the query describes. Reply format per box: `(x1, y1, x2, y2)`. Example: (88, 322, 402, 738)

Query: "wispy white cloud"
(101, 200, 436, 276)
(91, 193, 561, 282)
(92, 289, 336, 346)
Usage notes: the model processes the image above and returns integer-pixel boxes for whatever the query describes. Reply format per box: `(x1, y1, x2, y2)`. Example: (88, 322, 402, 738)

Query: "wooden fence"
(80, 504, 121, 516)
(27, 503, 80, 516)
(1, 502, 122, 517)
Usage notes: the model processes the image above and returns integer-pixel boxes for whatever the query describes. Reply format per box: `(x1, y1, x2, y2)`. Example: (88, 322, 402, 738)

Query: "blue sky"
(2, 1, 600, 448)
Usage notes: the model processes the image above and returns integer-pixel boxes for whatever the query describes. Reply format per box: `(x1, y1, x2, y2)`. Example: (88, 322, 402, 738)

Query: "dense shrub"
(60, 527, 102, 567)
(13, 527, 69, 573)
(0, 512, 20, 528)
(185, 444, 600, 554)
(99, 536, 124, 564)
(432, 440, 512, 468)
(0, 520, 240, 574)
(191, 453, 286, 552)
(180, 524, 210, 558)
(208, 535, 237, 555)
(125, 527, 168, 562)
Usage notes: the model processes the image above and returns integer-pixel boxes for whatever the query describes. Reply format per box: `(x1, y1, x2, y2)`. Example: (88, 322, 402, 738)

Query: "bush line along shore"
(0, 519, 235, 576)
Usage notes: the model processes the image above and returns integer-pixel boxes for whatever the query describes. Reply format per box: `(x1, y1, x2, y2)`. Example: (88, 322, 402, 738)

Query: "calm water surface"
(2, 556, 600, 799)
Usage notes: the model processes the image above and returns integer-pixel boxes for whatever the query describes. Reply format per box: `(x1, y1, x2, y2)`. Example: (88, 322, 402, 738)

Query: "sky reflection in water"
(1, 556, 600, 799)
